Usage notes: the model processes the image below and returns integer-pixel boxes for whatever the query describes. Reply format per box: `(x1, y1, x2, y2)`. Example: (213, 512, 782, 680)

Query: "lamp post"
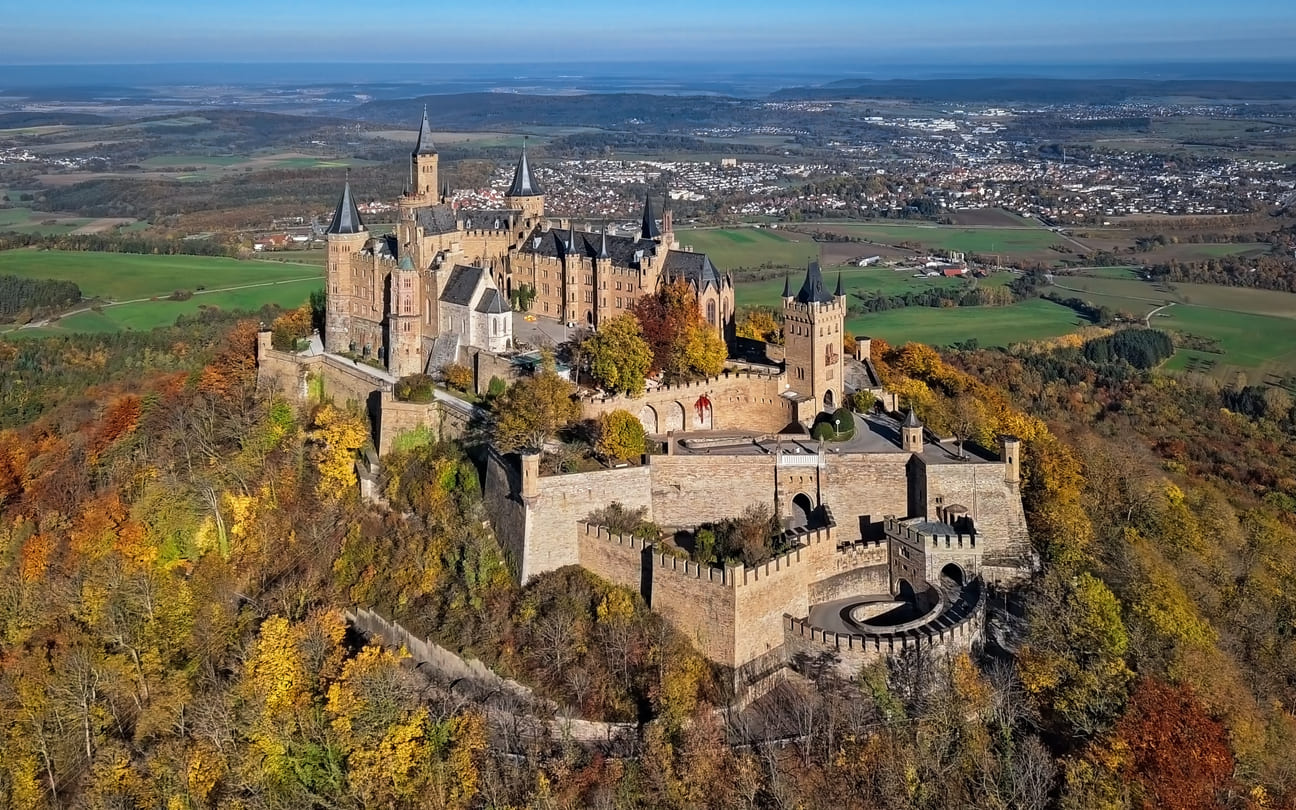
(834, 418, 840, 437)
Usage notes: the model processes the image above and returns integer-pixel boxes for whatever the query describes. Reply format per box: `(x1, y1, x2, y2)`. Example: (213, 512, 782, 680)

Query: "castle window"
(616, 297, 623, 308)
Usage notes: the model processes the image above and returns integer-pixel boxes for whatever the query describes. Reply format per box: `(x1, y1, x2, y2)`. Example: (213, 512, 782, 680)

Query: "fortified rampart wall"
(648, 454, 778, 526)
(920, 462, 1031, 581)
(581, 369, 792, 435)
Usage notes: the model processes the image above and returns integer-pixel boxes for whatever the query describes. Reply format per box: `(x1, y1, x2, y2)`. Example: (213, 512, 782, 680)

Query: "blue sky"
(1, 0, 1292, 64)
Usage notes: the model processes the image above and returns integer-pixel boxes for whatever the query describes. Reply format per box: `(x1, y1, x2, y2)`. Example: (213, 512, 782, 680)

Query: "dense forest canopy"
(2, 309, 1296, 807)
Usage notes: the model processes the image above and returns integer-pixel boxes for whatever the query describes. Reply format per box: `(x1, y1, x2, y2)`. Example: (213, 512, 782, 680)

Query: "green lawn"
(1061, 269, 1296, 320)
(139, 155, 247, 168)
(0, 249, 322, 300)
(676, 228, 818, 270)
(846, 298, 1083, 348)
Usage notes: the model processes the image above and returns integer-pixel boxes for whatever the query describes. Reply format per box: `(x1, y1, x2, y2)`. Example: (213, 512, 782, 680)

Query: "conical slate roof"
(795, 261, 833, 305)
(782, 273, 791, 298)
(904, 408, 922, 428)
(835, 271, 844, 297)
(640, 193, 661, 240)
(598, 226, 610, 259)
(506, 145, 542, 197)
(325, 177, 365, 236)
(413, 105, 436, 156)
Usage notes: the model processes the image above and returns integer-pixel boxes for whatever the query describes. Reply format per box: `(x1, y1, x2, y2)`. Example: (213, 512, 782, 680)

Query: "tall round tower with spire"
(324, 174, 367, 353)
(504, 142, 544, 222)
(409, 105, 438, 201)
(781, 261, 847, 412)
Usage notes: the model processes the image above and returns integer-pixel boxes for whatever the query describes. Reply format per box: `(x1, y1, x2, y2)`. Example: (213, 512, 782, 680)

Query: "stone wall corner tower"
(388, 254, 424, 378)
(782, 261, 846, 411)
(324, 175, 367, 353)
(410, 105, 439, 202)
(504, 143, 544, 223)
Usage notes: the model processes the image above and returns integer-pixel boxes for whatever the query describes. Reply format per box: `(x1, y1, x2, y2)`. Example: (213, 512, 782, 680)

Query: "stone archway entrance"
(823, 389, 835, 409)
(941, 562, 965, 586)
(639, 404, 659, 435)
(790, 492, 814, 528)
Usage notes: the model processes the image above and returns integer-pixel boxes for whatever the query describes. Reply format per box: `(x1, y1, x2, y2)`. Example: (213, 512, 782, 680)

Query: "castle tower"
(324, 175, 367, 353)
(782, 261, 846, 412)
(410, 105, 438, 201)
(640, 192, 662, 241)
(902, 408, 924, 453)
(1000, 435, 1021, 484)
(504, 143, 544, 222)
(388, 254, 423, 378)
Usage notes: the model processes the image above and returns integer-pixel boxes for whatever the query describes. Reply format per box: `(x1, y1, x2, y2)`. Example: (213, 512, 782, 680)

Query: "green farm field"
(0, 249, 322, 336)
(846, 298, 1082, 348)
(1057, 268, 1296, 378)
(735, 265, 1012, 308)
(677, 227, 818, 270)
(804, 222, 1067, 258)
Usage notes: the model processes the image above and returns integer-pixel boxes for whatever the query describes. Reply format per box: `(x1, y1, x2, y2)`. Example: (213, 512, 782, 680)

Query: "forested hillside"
(2, 315, 1295, 808)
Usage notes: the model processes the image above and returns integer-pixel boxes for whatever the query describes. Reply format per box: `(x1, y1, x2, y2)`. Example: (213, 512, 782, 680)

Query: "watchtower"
(782, 261, 846, 412)
(409, 105, 439, 202)
(324, 176, 367, 353)
(504, 143, 544, 222)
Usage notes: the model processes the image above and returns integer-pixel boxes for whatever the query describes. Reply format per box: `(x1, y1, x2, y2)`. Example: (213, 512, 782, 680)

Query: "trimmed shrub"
(832, 407, 855, 434)
(811, 422, 835, 441)
(395, 373, 435, 403)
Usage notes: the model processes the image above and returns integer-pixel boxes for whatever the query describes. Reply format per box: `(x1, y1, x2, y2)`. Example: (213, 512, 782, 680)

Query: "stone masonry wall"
(808, 540, 892, 603)
(648, 554, 738, 665)
(648, 455, 777, 527)
(522, 465, 654, 582)
(319, 355, 394, 410)
(819, 454, 911, 542)
(257, 341, 320, 402)
(730, 526, 837, 666)
(582, 370, 792, 435)
(921, 461, 1031, 580)
(577, 523, 649, 595)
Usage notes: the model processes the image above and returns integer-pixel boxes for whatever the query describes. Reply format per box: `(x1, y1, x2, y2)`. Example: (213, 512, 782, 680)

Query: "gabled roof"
(413, 105, 436, 156)
(641, 193, 661, 240)
(415, 204, 458, 236)
(663, 250, 722, 290)
(440, 265, 486, 307)
(325, 177, 366, 236)
(795, 260, 834, 305)
(506, 145, 542, 197)
(475, 288, 509, 314)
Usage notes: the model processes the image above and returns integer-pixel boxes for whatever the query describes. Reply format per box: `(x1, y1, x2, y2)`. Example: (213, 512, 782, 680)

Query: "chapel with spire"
(322, 109, 734, 373)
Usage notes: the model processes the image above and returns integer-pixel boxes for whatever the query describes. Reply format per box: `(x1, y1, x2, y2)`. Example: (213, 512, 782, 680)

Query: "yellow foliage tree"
(310, 404, 368, 500)
(596, 410, 647, 462)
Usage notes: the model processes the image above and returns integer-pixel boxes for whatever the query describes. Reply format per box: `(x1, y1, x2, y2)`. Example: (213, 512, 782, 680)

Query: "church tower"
(324, 175, 367, 353)
(504, 143, 544, 222)
(410, 105, 438, 202)
(782, 261, 846, 412)
(388, 254, 423, 378)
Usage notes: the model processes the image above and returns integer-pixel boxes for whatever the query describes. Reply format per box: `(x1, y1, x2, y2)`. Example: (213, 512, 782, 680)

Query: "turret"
(388, 253, 423, 377)
(324, 174, 367, 353)
(902, 408, 924, 453)
(640, 193, 661, 240)
(782, 260, 846, 411)
(410, 105, 438, 200)
(1000, 435, 1021, 485)
(504, 142, 544, 220)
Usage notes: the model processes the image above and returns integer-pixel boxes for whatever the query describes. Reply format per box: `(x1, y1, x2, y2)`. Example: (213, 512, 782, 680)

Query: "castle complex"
(258, 110, 1032, 689)
(323, 108, 734, 379)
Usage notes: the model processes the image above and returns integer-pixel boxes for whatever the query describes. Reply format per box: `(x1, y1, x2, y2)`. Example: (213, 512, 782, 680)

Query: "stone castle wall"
(808, 540, 891, 603)
(648, 454, 778, 526)
(920, 461, 1031, 581)
(819, 453, 911, 541)
(581, 370, 792, 436)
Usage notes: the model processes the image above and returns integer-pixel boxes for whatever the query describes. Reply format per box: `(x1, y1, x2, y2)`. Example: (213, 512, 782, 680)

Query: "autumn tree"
(309, 404, 369, 500)
(583, 313, 652, 396)
(633, 279, 727, 383)
(596, 410, 647, 462)
(492, 363, 580, 452)
(735, 307, 782, 345)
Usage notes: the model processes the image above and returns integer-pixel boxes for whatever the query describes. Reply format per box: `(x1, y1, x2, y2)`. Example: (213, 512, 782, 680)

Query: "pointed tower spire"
(795, 260, 832, 304)
(507, 139, 542, 197)
(640, 193, 661, 240)
(569, 224, 581, 256)
(326, 171, 365, 235)
(782, 272, 791, 299)
(413, 104, 436, 156)
(835, 271, 844, 298)
(904, 407, 922, 428)
(598, 224, 610, 260)
(441, 179, 450, 203)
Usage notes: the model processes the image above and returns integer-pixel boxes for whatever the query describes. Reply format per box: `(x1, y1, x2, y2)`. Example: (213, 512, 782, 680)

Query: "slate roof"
(325, 178, 365, 235)
(795, 260, 835, 305)
(506, 146, 542, 197)
(459, 208, 520, 231)
(416, 204, 458, 236)
(663, 250, 722, 290)
(475, 288, 509, 314)
(440, 265, 485, 306)
(640, 193, 661, 239)
(519, 226, 657, 268)
(413, 105, 436, 156)
(904, 408, 922, 428)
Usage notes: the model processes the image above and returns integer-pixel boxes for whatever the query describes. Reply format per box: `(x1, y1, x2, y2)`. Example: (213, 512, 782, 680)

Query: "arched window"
(707, 300, 717, 325)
